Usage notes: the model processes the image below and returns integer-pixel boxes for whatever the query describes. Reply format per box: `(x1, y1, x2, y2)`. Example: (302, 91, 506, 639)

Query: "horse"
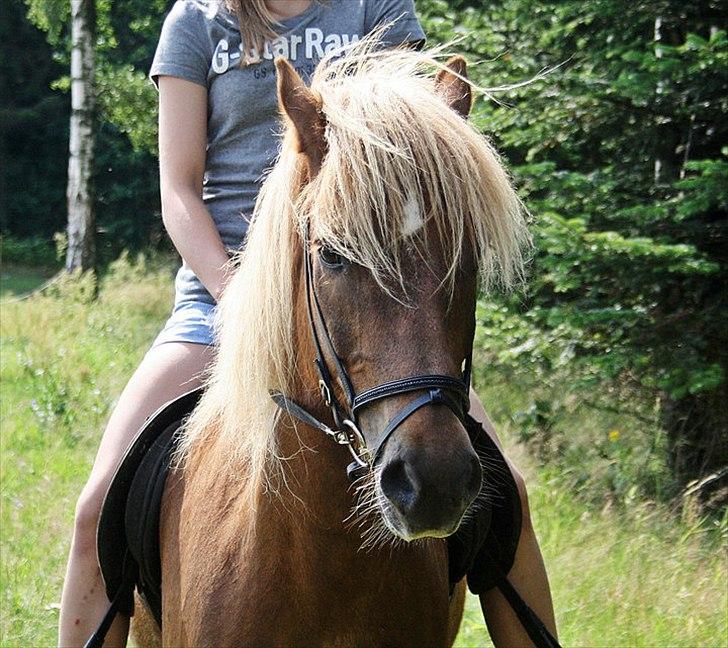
(133, 40, 528, 647)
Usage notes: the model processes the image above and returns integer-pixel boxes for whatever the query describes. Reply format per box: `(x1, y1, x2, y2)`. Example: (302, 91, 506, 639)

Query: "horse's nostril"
(379, 459, 417, 516)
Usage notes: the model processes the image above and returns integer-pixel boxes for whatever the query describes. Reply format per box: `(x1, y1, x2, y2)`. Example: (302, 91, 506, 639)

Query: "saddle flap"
(446, 414, 522, 594)
(124, 420, 181, 622)
(96, 387, 203, 617)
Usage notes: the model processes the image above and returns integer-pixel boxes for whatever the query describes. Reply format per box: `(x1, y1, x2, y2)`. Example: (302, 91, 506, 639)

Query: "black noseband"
(271, 222, 472, 480)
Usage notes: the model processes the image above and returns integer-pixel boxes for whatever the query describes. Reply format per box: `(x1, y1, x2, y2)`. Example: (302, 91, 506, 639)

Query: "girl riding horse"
(59, 2, 556, 646)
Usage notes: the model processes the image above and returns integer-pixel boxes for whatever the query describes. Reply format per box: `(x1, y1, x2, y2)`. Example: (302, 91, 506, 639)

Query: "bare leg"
(58, 342, 214, 647)
(468, 388, 558, 647)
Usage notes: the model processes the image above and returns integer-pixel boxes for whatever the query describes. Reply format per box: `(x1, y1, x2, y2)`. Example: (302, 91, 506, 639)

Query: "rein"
(271, 222, 473, 480)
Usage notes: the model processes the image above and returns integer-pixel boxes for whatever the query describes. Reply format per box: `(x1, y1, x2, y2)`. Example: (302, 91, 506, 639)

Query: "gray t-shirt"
(150, 0, 425, 305)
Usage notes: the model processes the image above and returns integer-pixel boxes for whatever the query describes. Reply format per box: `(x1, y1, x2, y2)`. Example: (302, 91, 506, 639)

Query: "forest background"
(1, 0, 726, 645)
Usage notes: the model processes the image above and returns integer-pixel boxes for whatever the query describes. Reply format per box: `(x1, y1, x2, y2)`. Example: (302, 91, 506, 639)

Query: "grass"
(0, 264, 56, 298)
(457, 452, 727, 647)
(1, 258, 726, 647)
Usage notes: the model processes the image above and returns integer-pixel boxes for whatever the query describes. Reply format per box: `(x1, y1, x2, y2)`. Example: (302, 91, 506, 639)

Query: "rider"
(58, 1, 557, 645)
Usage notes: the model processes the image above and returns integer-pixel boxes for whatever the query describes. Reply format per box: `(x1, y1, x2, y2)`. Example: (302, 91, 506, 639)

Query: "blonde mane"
(178, 38, 530, 497)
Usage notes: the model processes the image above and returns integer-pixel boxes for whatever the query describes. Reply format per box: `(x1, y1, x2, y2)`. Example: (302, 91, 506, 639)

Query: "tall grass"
(456, 443, 727, 646)
(1, 257, 725, 647)
(1, 256, 173, 645)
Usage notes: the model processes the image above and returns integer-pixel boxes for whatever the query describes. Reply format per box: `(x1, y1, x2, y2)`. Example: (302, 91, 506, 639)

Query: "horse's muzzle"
(377, 440, 482, 540)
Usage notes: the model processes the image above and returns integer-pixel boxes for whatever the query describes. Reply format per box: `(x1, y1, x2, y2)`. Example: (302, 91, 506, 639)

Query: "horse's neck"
(174, 424, 453, 646)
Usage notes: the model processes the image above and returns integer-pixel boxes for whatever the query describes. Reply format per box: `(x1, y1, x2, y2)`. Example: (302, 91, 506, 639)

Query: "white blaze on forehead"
(401, 195, 424, 237)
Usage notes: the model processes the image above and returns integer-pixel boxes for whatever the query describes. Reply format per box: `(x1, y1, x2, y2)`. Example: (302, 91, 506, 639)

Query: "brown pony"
(134, 40, 528, 647)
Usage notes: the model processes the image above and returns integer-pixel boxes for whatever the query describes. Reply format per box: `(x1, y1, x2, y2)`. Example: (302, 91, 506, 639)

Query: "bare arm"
(158, 76, 231, 301)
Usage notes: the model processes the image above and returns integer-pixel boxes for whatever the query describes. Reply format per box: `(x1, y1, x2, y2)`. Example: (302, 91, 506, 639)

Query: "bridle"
(271, 221, 473, 480)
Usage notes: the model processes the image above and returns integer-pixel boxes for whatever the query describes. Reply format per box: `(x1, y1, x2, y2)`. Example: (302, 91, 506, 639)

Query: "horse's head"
(308, 223, 482, 541)
(183, 44, 527, 545)
(272, 51, 523, 541)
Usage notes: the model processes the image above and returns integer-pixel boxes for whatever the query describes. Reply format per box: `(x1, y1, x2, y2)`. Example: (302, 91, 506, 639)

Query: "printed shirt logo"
(211, 28, 361, 74)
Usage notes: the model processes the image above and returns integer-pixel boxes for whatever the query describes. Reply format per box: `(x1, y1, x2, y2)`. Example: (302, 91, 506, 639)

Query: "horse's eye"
(319, 245, 344, 268)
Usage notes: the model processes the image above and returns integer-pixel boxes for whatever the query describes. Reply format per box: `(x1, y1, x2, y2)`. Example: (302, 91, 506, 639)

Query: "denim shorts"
(152, 300, 217, 347)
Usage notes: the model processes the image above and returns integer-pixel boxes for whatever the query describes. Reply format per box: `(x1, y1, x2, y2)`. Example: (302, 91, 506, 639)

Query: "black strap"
(495, 573, 562, 648)
(353, 375, 468, 413)
(303, 225, 356, 417)
(271, 391, 338, 437)
(84, 551, 137, 648)
(370, 388, 459, 462)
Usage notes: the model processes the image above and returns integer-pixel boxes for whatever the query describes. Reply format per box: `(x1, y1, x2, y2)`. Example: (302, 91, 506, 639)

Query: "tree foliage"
(419, 0, 727, 498)
(4, 0, 166, 259)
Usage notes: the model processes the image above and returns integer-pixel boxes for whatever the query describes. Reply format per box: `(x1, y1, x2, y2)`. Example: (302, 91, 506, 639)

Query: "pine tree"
(420, 0, 728, 503)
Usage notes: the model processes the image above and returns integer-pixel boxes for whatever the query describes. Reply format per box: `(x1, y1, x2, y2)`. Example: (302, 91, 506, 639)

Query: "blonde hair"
(224, 0, 324, 65)
(179, 37, 530, 502)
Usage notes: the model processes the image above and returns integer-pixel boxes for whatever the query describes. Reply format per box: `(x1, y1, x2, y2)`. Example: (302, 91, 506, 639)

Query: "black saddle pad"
(97, 387, 203, 621)
(448, 414, 522, 594)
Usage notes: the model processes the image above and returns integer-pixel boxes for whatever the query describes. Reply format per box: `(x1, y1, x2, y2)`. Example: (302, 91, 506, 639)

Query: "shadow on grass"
(0, 264, 57, 298)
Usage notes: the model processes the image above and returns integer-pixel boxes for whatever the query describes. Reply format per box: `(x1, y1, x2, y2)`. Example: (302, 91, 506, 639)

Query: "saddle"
(95, 387, 203, 633)
(91, 390, 558, 648)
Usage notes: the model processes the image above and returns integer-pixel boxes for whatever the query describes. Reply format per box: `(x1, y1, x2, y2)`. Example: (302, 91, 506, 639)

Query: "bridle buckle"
(319, 379, 332, 407)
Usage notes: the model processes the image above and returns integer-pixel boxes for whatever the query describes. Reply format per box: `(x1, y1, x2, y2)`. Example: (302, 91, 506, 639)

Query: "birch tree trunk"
(653, 16, 664, 186)
(66, 0, 96, 272)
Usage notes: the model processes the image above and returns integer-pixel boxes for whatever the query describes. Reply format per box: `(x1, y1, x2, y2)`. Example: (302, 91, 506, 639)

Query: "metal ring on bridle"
(341, 419, 368, 468)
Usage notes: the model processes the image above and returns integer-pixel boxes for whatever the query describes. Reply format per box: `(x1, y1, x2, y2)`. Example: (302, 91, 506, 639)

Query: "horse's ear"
(434, 55, 472, 118)
(275, 57, 326, 171)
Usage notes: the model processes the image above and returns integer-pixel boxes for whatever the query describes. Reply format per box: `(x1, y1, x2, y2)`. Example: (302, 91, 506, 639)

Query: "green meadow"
(1, 259, 726, 647)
